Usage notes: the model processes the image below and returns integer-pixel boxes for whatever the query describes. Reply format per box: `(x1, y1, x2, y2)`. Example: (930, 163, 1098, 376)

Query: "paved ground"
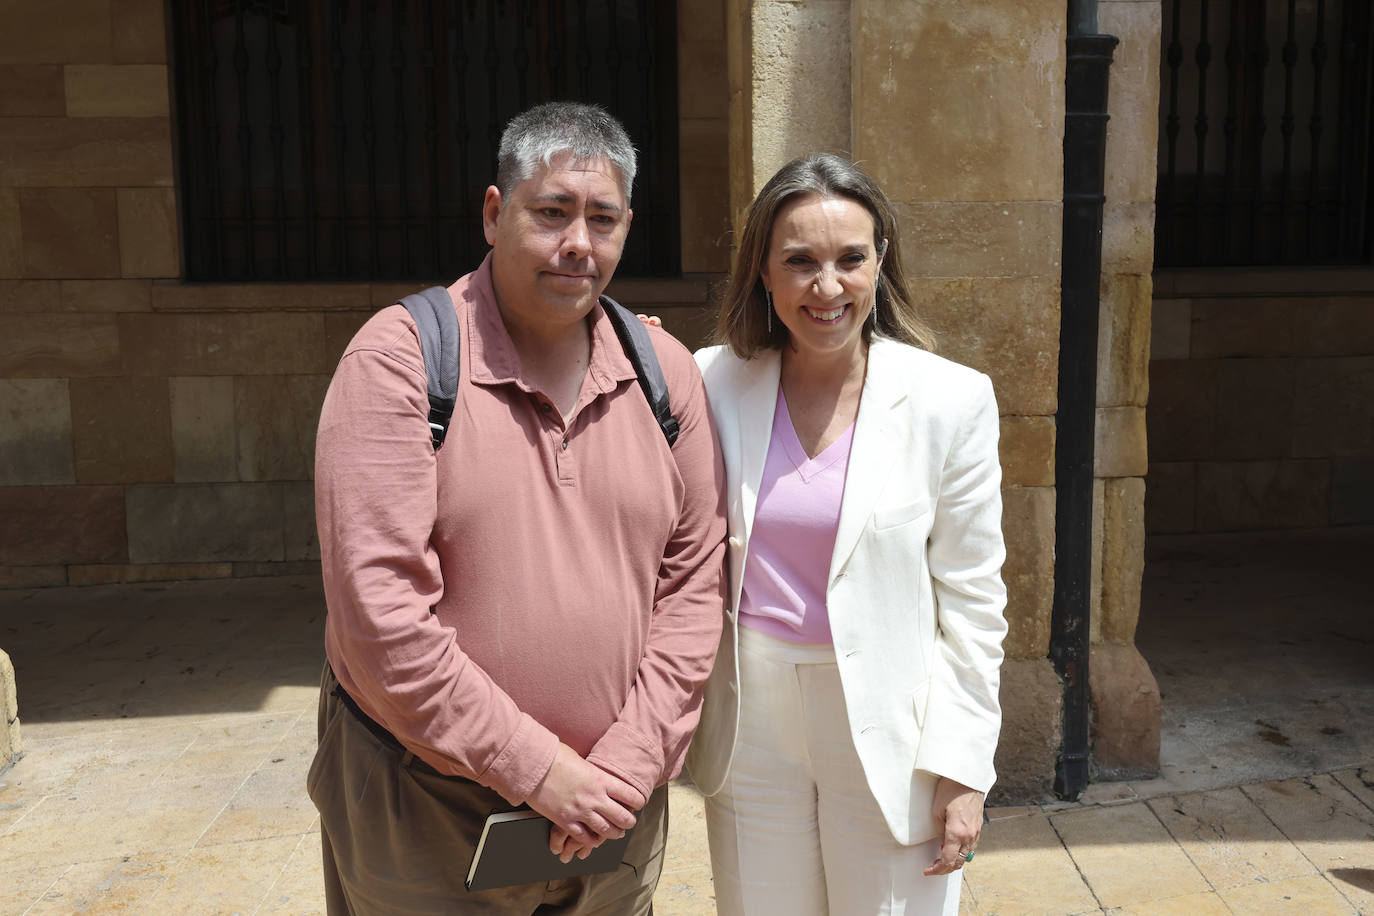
(1, 529, 1371, 914)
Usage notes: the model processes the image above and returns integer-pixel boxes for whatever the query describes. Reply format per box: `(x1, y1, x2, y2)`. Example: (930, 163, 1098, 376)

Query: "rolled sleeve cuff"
(479, 715, 561, 804)
(586, 721, 663, 801)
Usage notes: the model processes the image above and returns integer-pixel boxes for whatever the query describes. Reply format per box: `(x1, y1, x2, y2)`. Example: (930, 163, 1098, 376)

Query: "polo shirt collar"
(460, 252, 638, 396)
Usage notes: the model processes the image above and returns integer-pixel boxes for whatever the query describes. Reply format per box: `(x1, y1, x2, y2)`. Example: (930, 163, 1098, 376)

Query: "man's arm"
(583, 331, 729, 800)
(317, 307, 638, 844)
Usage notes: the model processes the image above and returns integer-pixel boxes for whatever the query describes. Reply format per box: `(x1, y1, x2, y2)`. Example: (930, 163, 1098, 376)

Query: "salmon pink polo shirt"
(316, 254, 727, 805)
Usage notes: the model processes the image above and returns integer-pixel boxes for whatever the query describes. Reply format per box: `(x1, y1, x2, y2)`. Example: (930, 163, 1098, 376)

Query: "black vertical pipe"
(1052, 4, 1117, 801)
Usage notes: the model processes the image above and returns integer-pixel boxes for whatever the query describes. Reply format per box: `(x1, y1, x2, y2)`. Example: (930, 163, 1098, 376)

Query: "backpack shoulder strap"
(599, 294, 680, 447)
(397, 287, 460, 450)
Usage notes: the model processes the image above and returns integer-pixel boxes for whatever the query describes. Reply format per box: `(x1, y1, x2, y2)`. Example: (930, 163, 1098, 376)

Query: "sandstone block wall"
(1148, 271, 1374, 533)
(0, 0, 730, 589)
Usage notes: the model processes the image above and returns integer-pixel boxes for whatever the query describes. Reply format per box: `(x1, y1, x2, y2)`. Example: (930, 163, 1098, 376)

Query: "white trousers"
(704, 627, 961, 916)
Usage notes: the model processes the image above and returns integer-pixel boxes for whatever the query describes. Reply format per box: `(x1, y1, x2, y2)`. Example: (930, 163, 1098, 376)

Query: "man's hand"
(924, 776, 985, 876)
(525, 743, 645, 864)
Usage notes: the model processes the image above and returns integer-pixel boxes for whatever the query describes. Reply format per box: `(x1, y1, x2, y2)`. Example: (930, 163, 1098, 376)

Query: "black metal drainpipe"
(1050, 0, 1118, 802)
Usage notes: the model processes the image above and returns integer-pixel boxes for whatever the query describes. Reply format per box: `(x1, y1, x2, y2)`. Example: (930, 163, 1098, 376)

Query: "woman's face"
(761, 193, 883, 365)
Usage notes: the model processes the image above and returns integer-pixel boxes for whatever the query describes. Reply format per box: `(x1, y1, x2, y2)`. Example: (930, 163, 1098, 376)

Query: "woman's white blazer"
(685, 339, 1009, 845)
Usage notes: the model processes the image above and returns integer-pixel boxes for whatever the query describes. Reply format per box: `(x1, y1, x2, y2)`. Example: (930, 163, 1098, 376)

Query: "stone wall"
(1148, 271, 1374, 533)
(0, 0, 731, 589)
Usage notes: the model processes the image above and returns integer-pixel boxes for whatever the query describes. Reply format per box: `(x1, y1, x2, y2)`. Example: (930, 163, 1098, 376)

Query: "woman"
(684, 154, 1008, 915)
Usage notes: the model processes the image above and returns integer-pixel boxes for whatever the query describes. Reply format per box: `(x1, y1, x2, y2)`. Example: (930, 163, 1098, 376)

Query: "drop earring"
(765, 290, 773, 335)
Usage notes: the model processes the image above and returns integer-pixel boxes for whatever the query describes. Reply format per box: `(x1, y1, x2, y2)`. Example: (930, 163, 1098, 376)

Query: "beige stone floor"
(2, 555, 1373, 914)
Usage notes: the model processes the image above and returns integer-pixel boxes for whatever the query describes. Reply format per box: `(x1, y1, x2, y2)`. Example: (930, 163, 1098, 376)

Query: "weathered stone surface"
(118, 313, 331, 376)
(64, 65, 168, 117)
(0, 65, 65, 116)
(1001, 485, 1055, 659)
(126, 483, 285, 564)
(1100, 477, 1145, 643)
(1, 648, 19, 767)
(680, 40, 728, 120)
(0, 280, 60, 312)
(1213, 358, 1295, 460)
(1089, 642, 1161, 781)
(70, 376, 172, 484)
(1094, 406, 1148, 478)
(112, 0, 167, 63)
(235, 375, 331, 481)
(1101, 202, 1157, 276)
(1190, 299, 1296, 359)
(150, 283, 371, 312)
(990, 657, 1062, 805)
(1089, 477, 1104, 642)
(18, 187, 120, 278)
(999, 416, 1055, 487)
(169, 376, 236, 482)
(68, 562, 233, 586)
(853, 0, 1065, 203)
(1096, 273, 1152, 408)
(1147, 359, 1216, 462)
(0, 0, 112, 64)
(1149, 297, 1191, 361)
(1295, 297, 1374, 356)
(913, 276, 1060, 417)
(1145, 461, 1195, 534)
(0, 485, 125, 565)
(0, 314, 120, 377)
(283, 482, 319, 561)
(750, 0, 851, 189)
(679, 117, 731, 274)
(323, 311, 376, 367)
(1100, 1, 1161, 204)
(60, 279, 152, 312)
(1292, 357, 1374, 458)
(0, 117, 173, 187)
(0, 189, 20, 278)
(0, 379, 74, 485)
(233, 560, 323, 579)
(1196, 459, 1331, 531)
(896, 202, 1062, 279)
(0, 565, 67, 588)
(1331, 457, 1374, 525)
(117, 187, 179, 278)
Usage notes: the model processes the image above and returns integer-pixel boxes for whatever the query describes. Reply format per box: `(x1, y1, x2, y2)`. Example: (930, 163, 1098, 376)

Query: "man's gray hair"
(496, 102, 637, 202)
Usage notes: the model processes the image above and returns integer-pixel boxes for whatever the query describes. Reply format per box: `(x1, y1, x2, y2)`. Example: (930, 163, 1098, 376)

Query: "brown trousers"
(307, 665, 667, 915)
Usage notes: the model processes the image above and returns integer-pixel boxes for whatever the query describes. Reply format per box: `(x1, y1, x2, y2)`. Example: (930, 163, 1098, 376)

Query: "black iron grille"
(1157, 0, 1374, 266)
(171, 0, 680, 281)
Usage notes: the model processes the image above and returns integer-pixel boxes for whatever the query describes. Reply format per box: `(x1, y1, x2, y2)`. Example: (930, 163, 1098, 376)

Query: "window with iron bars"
(1157, 0, 1374, 267)
(170, 0, 679, 282)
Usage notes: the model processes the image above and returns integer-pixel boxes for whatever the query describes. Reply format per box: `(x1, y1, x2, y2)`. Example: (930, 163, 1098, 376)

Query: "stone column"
(1090, 0, 1162, 780)
(1, 649, 19, 768)
(851, 0, 1068, 802)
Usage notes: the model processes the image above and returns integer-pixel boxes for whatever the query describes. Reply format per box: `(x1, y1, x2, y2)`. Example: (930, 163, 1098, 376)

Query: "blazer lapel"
(830, 341, 907, 582)
(734, 351, 781, 554)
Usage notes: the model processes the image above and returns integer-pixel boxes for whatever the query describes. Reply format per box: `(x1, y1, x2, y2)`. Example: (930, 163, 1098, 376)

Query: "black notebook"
(464, 809, 634, 892)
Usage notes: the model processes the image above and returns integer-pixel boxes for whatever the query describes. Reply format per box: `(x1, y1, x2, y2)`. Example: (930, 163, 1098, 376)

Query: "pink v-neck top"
(738, 387, 855, 645)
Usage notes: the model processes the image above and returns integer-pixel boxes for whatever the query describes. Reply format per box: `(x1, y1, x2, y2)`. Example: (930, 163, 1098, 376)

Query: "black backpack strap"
(600, 294, 680, 447)
(397, 287, 460, 450)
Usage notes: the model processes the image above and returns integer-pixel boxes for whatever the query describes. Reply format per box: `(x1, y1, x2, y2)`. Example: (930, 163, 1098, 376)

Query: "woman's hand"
(634, 314, 662, 327)
(924, 776, 985, 876)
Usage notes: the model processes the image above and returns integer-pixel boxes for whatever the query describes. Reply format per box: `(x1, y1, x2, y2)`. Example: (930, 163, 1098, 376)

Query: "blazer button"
(728, 536, 743, 550)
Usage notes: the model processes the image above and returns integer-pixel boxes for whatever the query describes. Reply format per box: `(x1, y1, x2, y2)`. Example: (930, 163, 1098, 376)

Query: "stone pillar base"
(990, 657, 1063, 805)
(1, 648, 20, 771)
(1088, 642, 1160, 780)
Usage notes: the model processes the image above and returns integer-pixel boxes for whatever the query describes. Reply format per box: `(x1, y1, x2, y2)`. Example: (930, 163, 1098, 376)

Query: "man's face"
(483, 153, 632, 333)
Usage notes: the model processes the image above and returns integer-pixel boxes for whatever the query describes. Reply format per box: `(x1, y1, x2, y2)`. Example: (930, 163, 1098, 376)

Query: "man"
(308, 102, 727, 914)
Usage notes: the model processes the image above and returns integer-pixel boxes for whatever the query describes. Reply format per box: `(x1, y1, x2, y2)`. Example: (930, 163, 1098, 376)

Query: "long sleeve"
(316, 308, 559, 804)
(585, 330, 729, 799)
(912, 373, 1009, 792)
